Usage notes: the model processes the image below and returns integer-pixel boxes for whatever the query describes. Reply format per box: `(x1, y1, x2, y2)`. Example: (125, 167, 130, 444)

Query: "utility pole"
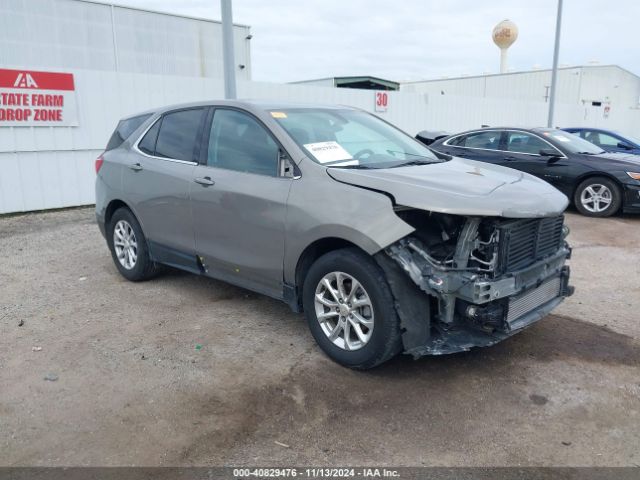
(547, 0, 563, 127)
(220, 0, 237, 99)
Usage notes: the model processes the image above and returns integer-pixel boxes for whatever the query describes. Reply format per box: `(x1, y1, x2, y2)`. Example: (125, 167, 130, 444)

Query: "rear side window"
(154, 108, 205, 161)
(451, 131, 501, 150)
(106, 114, 152, 151)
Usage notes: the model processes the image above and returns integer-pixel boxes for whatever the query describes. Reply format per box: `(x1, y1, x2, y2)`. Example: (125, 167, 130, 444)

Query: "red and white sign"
(0, 69, 78, 127)
(374, 91, 389, 112)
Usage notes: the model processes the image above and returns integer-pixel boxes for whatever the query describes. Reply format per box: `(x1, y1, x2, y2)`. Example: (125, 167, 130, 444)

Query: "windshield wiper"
(328, 164, 374, 169)
(388, 159, 436, 168)
(386, 150, 438, 160)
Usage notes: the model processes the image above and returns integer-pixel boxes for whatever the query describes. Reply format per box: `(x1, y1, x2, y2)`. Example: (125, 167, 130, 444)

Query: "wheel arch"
(104, 198, 132, 228)
(104, 199, 138, 229)
(287, 237, 369, 312)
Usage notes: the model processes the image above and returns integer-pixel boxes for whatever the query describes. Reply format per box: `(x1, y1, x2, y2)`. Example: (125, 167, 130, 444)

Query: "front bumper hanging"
(380, 238, 574, 357)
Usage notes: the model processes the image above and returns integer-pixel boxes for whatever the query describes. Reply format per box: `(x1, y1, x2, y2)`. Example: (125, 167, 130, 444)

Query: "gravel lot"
(1, 207, 639, 466)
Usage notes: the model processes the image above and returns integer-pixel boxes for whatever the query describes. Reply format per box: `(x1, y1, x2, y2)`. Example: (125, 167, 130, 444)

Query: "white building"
(401, 65, 640, 118)
(0, 0, 253, 80)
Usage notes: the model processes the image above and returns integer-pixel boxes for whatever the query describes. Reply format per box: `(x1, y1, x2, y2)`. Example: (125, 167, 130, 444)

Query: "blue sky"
(98, 0, 640, 82)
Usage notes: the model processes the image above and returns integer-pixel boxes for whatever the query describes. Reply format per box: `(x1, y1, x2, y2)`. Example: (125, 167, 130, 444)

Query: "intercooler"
(506, 276, 562, 325)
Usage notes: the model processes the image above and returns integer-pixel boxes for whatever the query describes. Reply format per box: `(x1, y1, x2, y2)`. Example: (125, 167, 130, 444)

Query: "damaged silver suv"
(95, 100, 573, 369)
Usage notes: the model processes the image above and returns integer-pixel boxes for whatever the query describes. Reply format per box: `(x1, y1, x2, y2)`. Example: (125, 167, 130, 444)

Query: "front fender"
(283, 171, 414, 284)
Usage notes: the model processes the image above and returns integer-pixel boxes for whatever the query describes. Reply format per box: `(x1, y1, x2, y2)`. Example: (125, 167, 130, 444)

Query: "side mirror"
(539, 148, 560, 157)
(617, 142, 632, 150)
(415, 130, 450, 146)
(539, 148, 562, 163)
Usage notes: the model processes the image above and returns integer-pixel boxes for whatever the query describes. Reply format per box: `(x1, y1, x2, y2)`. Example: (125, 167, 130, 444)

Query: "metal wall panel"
(402, 66, 639, 108)
(0, 0, 251, 79)
(0, 149, 99, 212)
(0, 0, 116, 72)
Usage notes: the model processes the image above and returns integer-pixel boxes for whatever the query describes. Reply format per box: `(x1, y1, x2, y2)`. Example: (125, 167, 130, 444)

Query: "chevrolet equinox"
(95, 100, 573, 369)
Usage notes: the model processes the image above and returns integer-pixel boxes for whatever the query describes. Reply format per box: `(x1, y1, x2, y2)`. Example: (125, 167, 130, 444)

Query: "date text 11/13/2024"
(233, 468, 400, 478)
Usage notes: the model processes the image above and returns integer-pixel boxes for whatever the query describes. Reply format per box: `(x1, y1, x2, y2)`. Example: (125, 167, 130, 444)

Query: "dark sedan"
(562, 128, 640, 155)
(428, 127, 640, 217)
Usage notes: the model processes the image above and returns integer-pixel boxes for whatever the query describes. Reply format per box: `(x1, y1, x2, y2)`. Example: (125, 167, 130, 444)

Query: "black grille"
(498, 216, 565, 273)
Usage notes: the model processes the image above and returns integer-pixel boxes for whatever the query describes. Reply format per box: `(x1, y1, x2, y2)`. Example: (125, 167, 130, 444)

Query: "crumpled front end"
(376, 209, 574, 357)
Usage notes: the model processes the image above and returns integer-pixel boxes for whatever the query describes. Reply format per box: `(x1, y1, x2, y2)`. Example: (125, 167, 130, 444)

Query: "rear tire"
(107, 207, 159, 281)
(302, 248, 402, 369)
(574, 176, 621, 217)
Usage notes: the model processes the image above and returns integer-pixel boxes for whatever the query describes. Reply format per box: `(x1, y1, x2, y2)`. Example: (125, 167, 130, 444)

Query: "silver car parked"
(96, 100, 573, 369)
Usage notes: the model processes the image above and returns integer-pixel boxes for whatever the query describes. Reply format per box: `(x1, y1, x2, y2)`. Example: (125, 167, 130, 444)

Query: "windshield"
(270, 108, 441, 168)
(615, 131, 640, 146)
(538, 129, 605, 154)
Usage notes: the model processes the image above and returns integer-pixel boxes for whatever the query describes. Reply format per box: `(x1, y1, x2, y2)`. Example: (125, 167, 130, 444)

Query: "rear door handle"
(129, 162, 143, 171)
(194, 176, 215, 186)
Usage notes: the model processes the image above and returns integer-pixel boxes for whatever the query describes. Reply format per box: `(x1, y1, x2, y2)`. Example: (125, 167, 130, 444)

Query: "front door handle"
(194, 176, 215, 186)
(129, 162, 143, 171)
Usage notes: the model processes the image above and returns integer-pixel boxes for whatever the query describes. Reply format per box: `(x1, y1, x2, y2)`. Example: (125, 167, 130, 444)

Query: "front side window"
(153, 108, 205, 161)
(207, 109, 279, 176)
(271, 108, 440, 168)
(451, 131, 502, 150)
(587, 131, 621, 147)
(506, 132, 551, 155)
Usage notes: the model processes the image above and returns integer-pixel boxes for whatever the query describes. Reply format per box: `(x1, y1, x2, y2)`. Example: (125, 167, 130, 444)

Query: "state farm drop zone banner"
(0, 69, 79, 126)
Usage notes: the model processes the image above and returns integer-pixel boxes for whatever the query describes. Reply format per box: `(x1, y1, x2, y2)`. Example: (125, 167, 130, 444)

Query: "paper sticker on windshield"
(552, 134, 571, 142)
(303, 141, 353, 164)
(270, 111, 287, 119)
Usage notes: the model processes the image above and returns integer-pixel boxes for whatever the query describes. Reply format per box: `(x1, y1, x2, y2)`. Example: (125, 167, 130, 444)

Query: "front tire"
(107, 207, 159, 281)
(302, 248, 402, 369)
(574, 176, 621, 217)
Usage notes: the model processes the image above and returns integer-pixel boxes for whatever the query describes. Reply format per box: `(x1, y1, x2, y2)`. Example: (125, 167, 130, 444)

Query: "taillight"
(95, 153, 104, 174)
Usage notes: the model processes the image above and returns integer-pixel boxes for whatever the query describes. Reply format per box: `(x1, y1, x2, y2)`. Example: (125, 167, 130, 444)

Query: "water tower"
(492, 19, 519, 73)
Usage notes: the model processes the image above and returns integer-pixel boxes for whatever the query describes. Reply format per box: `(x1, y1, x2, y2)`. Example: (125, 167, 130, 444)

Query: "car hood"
(327, 157, 569, 218)
(588, 151, 640, 167)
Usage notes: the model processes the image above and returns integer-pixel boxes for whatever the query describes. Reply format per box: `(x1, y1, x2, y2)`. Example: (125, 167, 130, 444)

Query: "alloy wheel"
(580, 184, 612, 213)
(113, 220, 138, 270)
(314, 271, 374, 351)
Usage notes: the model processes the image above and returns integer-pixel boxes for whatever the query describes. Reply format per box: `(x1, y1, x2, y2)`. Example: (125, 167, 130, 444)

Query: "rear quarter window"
(106, 113, 152, 151)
